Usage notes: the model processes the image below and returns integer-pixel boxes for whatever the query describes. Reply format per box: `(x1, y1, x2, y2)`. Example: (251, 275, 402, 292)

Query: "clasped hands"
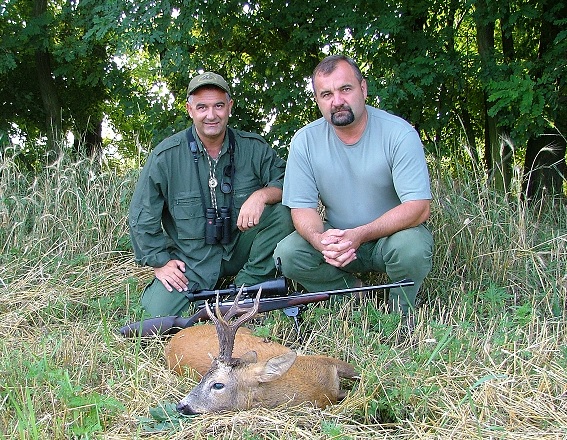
(319, 228, 360, 268)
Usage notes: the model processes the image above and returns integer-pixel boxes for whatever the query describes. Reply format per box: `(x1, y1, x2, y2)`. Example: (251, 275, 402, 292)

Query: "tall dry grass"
(0, 151, 565, 439)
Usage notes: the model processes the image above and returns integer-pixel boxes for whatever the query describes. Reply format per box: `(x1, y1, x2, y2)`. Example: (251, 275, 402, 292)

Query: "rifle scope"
(184, 277, 288, 302)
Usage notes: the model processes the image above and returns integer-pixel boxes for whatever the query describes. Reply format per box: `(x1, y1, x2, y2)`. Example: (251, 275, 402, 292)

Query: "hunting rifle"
(119, 277, 414, 338)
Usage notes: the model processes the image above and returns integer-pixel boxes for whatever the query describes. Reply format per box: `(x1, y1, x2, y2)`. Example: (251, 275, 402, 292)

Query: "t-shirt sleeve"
(282, 131, 320, 209)
(391, 129, 432, 203)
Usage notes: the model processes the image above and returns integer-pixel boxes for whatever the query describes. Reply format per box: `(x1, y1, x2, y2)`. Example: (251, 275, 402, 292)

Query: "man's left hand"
(236, 191, 266, 231)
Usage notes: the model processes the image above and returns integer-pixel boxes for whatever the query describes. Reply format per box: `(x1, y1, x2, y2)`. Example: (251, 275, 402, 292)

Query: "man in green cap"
(129, 72, 293, 317)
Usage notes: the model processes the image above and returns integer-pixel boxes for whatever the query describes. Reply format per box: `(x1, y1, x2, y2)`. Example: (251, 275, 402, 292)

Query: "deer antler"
(205, 286, 262, 362)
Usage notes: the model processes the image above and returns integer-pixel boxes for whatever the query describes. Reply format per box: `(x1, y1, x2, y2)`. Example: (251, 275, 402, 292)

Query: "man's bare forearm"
(354, 200, 430, 243)
(237, 187, 283, 230)
(253, 186, 282, 205)
(291, 208, 325, 251)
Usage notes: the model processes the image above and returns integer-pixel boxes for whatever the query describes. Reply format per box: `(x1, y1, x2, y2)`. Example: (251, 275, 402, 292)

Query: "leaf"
(470, 373, 509, 390)
(148, 402, 180, 422)
(139, 401, 193, 433)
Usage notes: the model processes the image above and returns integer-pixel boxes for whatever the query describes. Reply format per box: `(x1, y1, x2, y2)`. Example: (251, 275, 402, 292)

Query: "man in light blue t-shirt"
(274, 55, 433, 327)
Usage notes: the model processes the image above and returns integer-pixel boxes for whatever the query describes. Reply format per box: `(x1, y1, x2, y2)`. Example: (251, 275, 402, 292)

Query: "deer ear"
(239, 350, 258, 364)
(256, 351, 297, 383)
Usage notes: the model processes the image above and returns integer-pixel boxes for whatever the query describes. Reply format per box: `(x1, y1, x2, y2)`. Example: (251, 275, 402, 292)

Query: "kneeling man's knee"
(383, 227, 433, 280)
(141, 279, 189, 317)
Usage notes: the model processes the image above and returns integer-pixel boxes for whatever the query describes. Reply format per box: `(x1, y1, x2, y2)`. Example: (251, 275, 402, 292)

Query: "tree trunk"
(458, 105, 480, 165)
(73, 120, 104, 160)
(475, 2, 512, 192)
(446, 4, 479, 166)
(34, 0, 62, 160)
(500, 0, 515, 61)
(521, 0, 567, 200)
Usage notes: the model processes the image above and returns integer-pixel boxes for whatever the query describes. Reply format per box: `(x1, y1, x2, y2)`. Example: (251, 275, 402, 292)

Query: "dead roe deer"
(166, 288, 358, 414)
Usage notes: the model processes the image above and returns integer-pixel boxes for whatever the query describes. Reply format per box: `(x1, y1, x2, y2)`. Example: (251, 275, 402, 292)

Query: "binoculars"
(205, 207, 231, 245)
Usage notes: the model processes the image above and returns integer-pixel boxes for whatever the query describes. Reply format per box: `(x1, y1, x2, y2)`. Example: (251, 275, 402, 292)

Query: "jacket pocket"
(173, 193, 205, 239)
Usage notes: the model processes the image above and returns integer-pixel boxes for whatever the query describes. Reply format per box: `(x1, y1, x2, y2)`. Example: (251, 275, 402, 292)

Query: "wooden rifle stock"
(119, 279, 414, 338)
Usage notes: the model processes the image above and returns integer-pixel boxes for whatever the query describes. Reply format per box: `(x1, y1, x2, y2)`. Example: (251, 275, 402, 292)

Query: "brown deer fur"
(176, 351, 358, 414)
(165, 325, 292, 375)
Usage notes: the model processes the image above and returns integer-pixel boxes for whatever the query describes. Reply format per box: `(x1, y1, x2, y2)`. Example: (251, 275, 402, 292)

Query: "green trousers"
(141, 203, 293, 316)
(273, 223, 433, 315)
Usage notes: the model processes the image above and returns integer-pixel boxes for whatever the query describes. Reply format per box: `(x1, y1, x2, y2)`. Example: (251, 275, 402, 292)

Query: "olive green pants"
(141, 203, 293, 317)
(273, 223, 433, 315)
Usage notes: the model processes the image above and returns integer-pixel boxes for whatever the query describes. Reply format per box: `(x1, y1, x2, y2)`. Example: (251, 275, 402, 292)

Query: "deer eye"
(212, 383, 225, 390)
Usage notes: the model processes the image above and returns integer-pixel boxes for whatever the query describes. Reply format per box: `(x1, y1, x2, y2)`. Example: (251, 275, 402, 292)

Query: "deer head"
(175, 286, 300, 415)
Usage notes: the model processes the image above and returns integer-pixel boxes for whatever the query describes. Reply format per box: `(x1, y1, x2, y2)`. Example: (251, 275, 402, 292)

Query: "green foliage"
(470, 284, 512, 317)
(4, 355, 124, 438)
(487, 65, 546, 145)
(320, 420, 350, 439)
(139, 402, 189, 432)
(3, 0, 565, 198)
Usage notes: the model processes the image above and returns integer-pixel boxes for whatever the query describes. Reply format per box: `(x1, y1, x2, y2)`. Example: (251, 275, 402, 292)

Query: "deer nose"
(176, 402, 200, 415)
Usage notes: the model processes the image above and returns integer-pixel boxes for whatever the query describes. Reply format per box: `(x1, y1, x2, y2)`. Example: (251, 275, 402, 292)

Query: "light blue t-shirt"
(283, 106, 431, 230)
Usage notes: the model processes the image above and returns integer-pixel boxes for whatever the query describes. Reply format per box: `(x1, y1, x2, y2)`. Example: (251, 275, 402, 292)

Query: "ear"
(239, 350, 258, 364)
(186, 102, 193, 118)
(256, 351, 297, 383)
(361, 78, 368, 99)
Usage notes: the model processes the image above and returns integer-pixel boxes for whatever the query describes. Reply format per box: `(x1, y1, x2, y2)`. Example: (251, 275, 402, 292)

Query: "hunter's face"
(186, 87, 233, 143)
(313, 60, 367, 128)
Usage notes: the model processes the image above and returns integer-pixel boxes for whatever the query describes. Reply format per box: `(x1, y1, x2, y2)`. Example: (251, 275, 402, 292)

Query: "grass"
(0, 151, 566, 439)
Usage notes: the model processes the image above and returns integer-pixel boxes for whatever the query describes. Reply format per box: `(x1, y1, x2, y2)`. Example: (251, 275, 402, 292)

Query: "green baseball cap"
(187, 72, 231, 99)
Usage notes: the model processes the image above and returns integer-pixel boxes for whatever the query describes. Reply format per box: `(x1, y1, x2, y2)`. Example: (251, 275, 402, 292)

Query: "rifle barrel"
(208, 279, 414, 310)
(312, 279, 414, 297)
(217, 279, 414, 304)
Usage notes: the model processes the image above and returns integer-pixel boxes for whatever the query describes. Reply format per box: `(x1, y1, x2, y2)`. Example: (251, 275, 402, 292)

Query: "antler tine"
(225, 287, 262, 329)
(206, 286, 263, 362)
(222, 285, 260, 322)
(204, 296, 220, 324)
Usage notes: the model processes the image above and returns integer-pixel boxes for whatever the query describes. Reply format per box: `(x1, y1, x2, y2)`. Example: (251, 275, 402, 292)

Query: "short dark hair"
(311, 55, 364, 93)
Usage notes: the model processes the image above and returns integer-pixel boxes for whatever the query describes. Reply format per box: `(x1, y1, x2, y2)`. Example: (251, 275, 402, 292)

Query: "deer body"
(170, 288, 358, 414)
(176, 351, 357, 414)
(165, 325, 292, 375)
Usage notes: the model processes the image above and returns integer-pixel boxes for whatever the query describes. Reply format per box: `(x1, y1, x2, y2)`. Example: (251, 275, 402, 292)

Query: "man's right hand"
(154, 259, 189, 292)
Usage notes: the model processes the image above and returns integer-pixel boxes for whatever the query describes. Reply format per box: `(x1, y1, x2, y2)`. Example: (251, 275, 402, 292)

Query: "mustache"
(331, 105, 351, 114)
